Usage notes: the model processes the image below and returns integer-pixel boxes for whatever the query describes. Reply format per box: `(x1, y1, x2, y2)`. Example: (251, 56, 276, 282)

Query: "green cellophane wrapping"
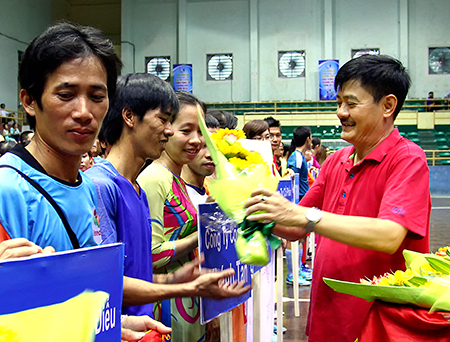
(323, 249, 450, 313)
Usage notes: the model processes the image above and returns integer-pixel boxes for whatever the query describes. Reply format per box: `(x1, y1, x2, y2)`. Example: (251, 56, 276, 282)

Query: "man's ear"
(383, 94, 398, 119)
(122, 108, 135, 128)
(20, 89, 37, 117)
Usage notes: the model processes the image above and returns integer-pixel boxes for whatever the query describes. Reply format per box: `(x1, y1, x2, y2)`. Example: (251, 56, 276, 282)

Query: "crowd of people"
(0, 21, 431, 342)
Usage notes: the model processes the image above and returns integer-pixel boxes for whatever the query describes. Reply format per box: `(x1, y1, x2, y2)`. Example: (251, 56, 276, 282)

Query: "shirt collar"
(339, 128, 402, 165)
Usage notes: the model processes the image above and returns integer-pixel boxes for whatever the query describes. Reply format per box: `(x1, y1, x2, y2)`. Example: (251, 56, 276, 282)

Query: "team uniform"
(0, 144, 98, 250)
(138, 162, 205, 342)
(301, 129, 431, 342)
(287, 149, 309, 196)
(85, 160, 154, 317)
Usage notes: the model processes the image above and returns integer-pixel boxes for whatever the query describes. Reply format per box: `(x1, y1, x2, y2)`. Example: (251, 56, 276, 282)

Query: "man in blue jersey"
(0, 23, 173, 340)
(0, 22, 121, 252)
(86, 73, 250, 318)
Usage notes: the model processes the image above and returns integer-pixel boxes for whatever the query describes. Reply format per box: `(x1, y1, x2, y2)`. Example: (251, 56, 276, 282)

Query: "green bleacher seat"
(408, 132, 419, 137)
(440, 152, 450, 157)
(312, 132, 322, 138)
(399, 132, 406, 137)
(323, 132, 334, 138)
(435, 131, 446, 137)
(438, 145, 449, 150)
(410, 138, 420, 143)
(436, 137, 447, 143)
(442, 160, 450, 165)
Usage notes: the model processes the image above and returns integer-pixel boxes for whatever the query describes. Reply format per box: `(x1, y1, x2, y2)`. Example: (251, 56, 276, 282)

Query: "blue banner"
(0, 243, 124, 341)
(198, 203, 252, 324)
(318, 60, 339, 100)
(173, 64, 193, 93)
(277, 179, 294, 202)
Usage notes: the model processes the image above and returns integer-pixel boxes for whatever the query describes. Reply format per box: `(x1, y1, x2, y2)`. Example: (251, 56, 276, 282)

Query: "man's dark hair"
(206, 109, 237, 129)
(19, 22, 122, 128)
(289, 126, 311, 155)
(264, 116, 280, 128)
(334, 54, 411, 119)
(312, 137, 321, 149)
(205, 114, 220, 129)
(101, 73, 179, 146)
(0, 140, 17, 156)
(175, 91, 207, 122)
(20, 130, 34, 146)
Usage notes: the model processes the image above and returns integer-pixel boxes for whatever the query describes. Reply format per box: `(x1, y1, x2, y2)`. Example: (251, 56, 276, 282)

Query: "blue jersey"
(287, 149, 310, 196)
(86, 160, 154, 317)
(0, 145, 98, 251)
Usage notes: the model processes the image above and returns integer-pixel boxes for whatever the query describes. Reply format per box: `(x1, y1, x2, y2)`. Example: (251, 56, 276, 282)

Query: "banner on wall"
(0, 243, 124, 342)
(173, 64, 193, 93)
(318, 59, 339, 100)
(198, 203, 252, 324)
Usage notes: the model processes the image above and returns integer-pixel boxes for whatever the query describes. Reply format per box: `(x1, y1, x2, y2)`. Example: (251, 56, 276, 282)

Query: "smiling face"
(164, 104, 204, 167)
(269, 127, 282, 153)
(134, 107, 173, 160)
(24, 56, 108, 158)
(336, 80, 387, 150)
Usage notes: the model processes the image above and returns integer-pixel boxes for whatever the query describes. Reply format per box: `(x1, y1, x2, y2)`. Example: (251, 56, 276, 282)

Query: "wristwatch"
(305, 207, 322, 233)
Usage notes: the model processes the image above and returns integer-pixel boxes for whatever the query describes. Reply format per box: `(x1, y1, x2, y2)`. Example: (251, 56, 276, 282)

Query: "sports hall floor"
(277, 196, 450, 342)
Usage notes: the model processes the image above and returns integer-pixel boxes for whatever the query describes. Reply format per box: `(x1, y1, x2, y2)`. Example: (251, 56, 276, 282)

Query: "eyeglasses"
(252, 134, 272, 141)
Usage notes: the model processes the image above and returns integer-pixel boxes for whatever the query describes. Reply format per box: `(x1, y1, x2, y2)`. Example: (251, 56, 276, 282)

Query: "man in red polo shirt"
(244, 54, 431, 342)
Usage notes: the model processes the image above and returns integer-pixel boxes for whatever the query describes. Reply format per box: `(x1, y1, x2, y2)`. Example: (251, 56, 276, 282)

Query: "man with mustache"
(245, 54, 431, 341)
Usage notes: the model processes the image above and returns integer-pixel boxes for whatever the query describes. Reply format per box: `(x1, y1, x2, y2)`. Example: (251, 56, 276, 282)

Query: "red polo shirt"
(301, 128, 431, 342)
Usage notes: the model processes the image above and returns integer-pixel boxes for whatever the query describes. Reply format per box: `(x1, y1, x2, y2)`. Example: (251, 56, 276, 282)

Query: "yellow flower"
(211, 128, 246, 146)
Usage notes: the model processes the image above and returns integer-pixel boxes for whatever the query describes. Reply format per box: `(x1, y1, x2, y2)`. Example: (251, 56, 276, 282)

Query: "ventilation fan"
(146, 56, 171, 81)
(351, 48, 380, 59)
(207, 54, 233, 81)
(278, 51, 305, 78)
(429, 48, 450, 75)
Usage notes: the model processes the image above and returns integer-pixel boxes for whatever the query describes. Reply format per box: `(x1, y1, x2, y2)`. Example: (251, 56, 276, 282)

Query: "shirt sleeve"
(138, 165, 176, 270)
(377, 149, 430, 238)
(89, 176, 119, 245)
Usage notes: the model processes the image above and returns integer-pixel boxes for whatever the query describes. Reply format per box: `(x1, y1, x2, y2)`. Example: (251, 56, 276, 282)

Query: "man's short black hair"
(312, 137, 321, 149)
(290, 126, 311, 150)
(101, 73, 179, 146)
(205, 114, 220, 129)
(334, 55, 411, 119)
(20, 130, 34, 146)
(264, 116, 281, 129)
(19, 22, 122, 128)
(206, 109, 237, 129)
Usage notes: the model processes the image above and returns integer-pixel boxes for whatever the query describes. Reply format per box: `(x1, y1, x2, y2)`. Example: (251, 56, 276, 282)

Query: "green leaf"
(425, 257, 450, 275)
(406, 276, 429, 287)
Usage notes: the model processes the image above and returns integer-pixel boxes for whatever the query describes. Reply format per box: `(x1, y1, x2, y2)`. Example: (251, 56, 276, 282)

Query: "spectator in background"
(316, 145, 330, 166)
(264, 116, 283, 177)
(311, 137, 322, 169)
(0, 103, 8, 124)
(10, 122, 21, 141)
(207, 109, 237, 129)
(243, 119, 270, 141)
(20, 130, 34, 146)
(426, 91, 437, 112)
(79, 151, 93, 172)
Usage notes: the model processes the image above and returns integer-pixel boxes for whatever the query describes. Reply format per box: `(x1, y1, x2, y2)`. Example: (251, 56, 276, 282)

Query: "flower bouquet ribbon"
(197, 108, 280, 266)
(323, 247, 450, 313)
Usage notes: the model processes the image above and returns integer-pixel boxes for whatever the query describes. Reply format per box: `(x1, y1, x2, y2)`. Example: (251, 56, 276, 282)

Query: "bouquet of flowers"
(324, 247, 450, 312)
(197, 108, 280, 266)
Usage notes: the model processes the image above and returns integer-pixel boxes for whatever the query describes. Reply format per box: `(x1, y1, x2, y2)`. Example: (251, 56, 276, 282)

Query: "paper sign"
(198, 203, 252, 324)
(0, 243, 124, 342)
